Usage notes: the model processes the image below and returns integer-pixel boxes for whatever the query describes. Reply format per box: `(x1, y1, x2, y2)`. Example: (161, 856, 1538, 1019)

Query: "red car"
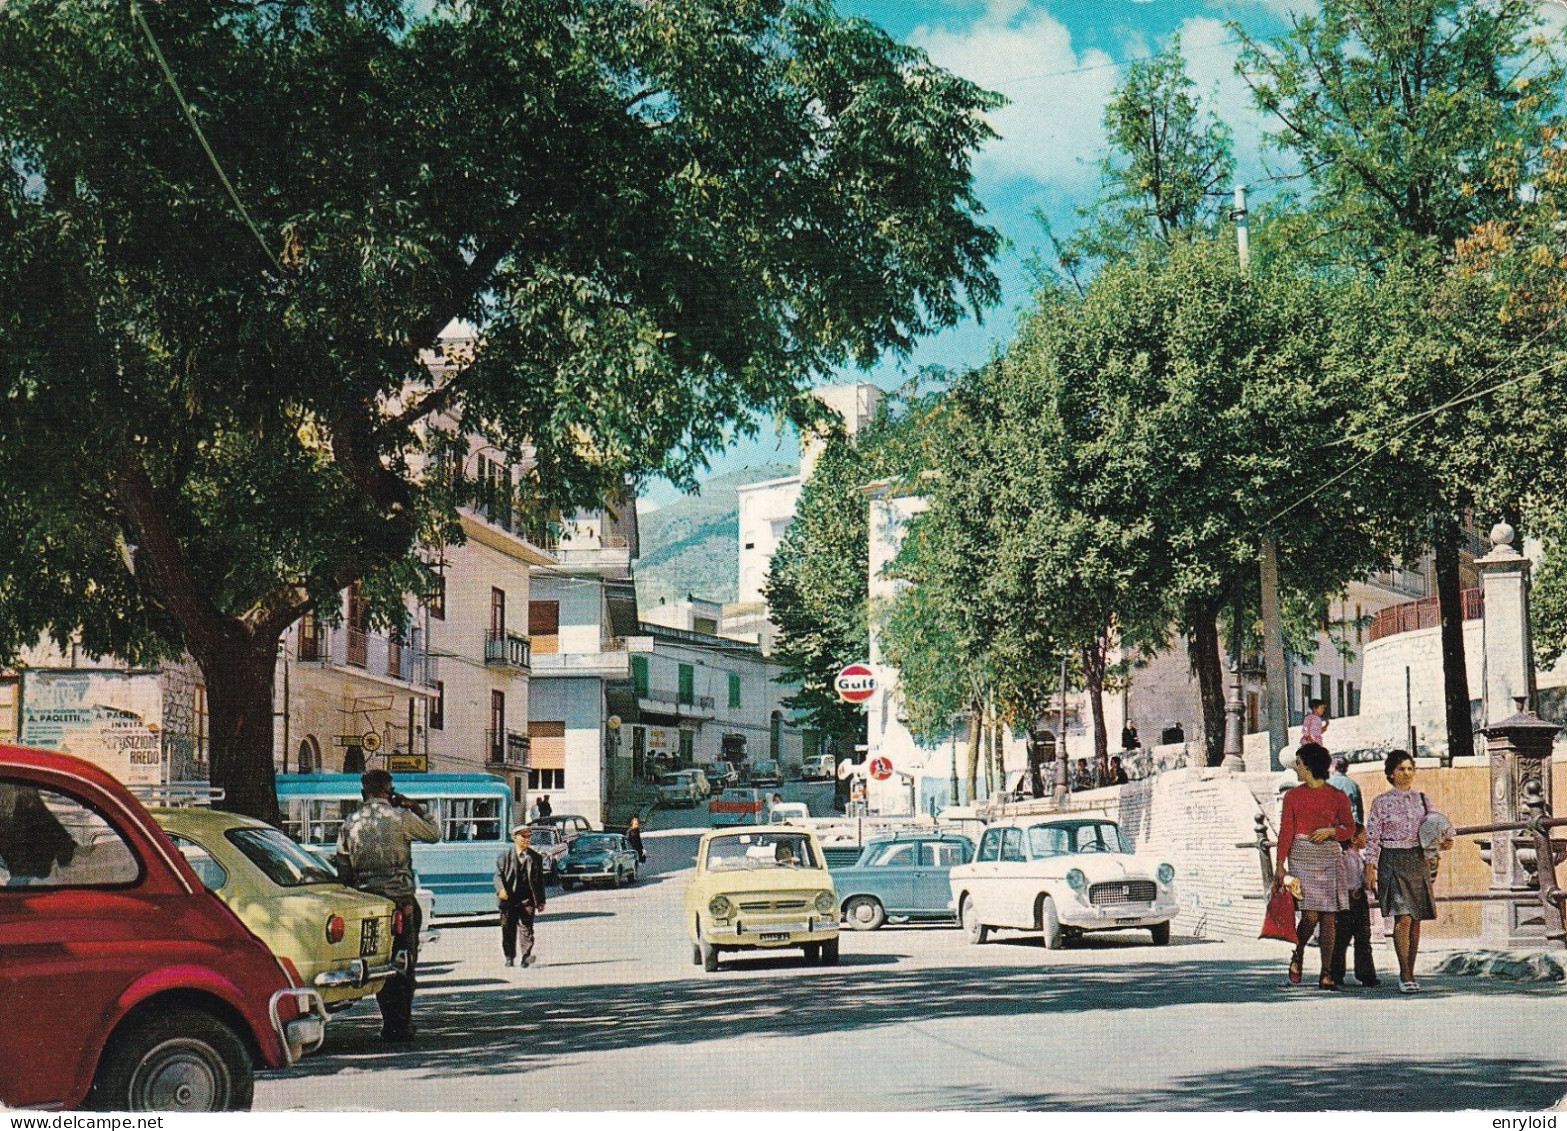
(0, 745, 327, 1111)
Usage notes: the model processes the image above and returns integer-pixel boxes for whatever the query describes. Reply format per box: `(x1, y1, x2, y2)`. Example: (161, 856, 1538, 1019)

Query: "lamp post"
(1053, 654, 1070, 805)
(949, 714, 961, 807)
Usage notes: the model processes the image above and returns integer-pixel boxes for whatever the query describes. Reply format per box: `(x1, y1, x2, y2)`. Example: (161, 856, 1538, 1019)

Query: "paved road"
(256, 832, 1567, 1111)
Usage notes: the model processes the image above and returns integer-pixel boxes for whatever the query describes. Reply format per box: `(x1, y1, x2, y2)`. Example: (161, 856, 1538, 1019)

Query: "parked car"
(948, 817, 1177, 948)
(532, 813, 598, 845)
(152, 806, 400, 1013)
(768, 801, 811, 824)
(801, 753, 838, 781)
(657, 768, 712, 808)
(686, 825, 839, 971)
(701, 761, 741, 789)
(747, 760, 783, 787)
(831, 831, 974, 930)
(558, 832, 640, 889)
(528, 824, 570, 881)
(0, 745, 327, 1111)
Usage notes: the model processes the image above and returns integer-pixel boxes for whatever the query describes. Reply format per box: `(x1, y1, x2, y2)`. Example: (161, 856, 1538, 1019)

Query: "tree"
(1047, 38, 1234, 285)
(1236, 0, 1562, 759)
(0, 0, 1001, 821)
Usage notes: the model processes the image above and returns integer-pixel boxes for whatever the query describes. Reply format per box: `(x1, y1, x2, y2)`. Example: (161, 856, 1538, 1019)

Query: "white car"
(658, 769, 712, 808)
(801, 754, 837, 781)
(768, 802, 811, 824)
(948, 817, 1177, 948)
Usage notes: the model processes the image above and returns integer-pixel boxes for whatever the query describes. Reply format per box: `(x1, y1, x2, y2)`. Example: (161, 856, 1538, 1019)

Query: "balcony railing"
(1368, 588, 1484, 643)
(386, 639, 403, 679)
(639, 687, 716, 711)
(484, 631, 532, 669)
(485, 730, 530, 770)
(346, 627, 368, 669)
(294, 622, 436, 688)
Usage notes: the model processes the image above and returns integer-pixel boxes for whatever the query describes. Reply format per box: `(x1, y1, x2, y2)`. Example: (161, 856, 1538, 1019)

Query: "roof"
(275, 772, 510, 797)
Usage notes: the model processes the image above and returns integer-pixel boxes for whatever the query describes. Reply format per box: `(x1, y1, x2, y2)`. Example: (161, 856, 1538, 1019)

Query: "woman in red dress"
(1273, 742, 1355, 989)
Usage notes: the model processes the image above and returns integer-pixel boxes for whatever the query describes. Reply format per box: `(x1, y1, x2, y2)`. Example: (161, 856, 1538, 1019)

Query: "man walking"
(335, 769, 441, 1043)
(1327, 754, 1364, 825)
(496, 824, 547, 968)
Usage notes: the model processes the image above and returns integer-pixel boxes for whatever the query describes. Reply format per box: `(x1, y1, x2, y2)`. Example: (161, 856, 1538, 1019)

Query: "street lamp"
(949, 713, 961, 807)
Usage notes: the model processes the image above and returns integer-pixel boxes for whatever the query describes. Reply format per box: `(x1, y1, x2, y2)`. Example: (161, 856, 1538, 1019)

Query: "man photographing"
(335, 769, 441, 1042)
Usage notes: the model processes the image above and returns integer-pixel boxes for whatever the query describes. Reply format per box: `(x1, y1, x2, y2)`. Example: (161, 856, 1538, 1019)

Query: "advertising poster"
(20, 669, 165, 786)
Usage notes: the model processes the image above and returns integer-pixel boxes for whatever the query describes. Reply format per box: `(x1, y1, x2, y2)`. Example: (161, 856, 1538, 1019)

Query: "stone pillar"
(1221, 662, 1246, 773)
(1481, 706, 1558, 946)
(1476, 523, 1536, 731)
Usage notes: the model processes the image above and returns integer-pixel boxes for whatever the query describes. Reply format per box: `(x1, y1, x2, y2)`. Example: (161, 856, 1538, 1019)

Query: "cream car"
(685, 825, 839, 971)
(948, 817, 1178, 948)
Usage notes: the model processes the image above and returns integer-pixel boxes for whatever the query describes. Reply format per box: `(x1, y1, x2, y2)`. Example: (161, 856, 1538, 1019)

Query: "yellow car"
(685, 825, 840, 971)
(151, 807, 401, 1011)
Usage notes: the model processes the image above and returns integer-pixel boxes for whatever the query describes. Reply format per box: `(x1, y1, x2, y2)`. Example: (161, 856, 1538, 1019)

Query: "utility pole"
(1234, 183, 1288, 772)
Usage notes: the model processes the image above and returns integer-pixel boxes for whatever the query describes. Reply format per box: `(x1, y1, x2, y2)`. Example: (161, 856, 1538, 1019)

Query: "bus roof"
(275, 772, 510, 798)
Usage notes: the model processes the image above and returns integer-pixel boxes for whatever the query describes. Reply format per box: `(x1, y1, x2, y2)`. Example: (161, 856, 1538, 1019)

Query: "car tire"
(820, 937, 840, 966)
(843, 895, 886, 931)
(961, 894, 989, 945)
(89, 1008, 254, 1112)
(560, 879, 577, 891)
(1038, 895, 1063, 950)
(802, 942, 821, 963)
(1150, 921, 1171, 946)
(612, 869, 625, 889)
(692, 943, 702, 966)
(701, 940, 720, 972)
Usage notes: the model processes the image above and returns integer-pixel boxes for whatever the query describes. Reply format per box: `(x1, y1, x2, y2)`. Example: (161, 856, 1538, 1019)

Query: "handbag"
(1261, 885, 1299, 944)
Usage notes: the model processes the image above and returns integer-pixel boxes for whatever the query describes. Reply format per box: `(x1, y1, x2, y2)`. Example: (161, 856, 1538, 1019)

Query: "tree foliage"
(0, 0, 1001, 819)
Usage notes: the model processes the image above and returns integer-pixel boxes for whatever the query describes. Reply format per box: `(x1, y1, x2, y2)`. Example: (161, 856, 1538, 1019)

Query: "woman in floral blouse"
(1365, 749, 1447, 993)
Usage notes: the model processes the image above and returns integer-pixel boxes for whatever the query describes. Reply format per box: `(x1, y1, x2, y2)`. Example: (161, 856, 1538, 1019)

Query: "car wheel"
(701, 940, 720, 972)
(960, 894, 989, 945)
(629, 868, 639, 884)
(89, 1008, 253, 1112)
(612, 869, 625, 889)
(802, 942, 821, 963)
(560, 879, 577, 891)
(1038, 895, 1063, 950)
(1150, 921, 1171, 946)
(692, 943, 702, 966)
(843, 895, 886, 931)
(819, 937, 840, 966)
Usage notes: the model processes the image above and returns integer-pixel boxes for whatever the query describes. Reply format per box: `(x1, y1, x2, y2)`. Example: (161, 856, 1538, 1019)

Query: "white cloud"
(907, 1, 1120, 190)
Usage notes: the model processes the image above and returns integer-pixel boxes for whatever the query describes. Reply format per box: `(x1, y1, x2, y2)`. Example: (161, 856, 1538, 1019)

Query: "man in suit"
(495, 824, 548, 968)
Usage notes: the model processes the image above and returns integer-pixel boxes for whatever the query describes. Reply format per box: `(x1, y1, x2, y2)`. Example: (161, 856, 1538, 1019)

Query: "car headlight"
(1157, 863, 1176, 885)
(1065, 868, 1087, 892)
(709, 895, 735, 918)
(814, 890, 836, 914)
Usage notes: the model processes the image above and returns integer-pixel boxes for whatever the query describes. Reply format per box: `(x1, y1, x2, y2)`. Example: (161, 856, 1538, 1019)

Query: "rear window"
(0, 779, 141, 888)
(227, 826, 340, 887)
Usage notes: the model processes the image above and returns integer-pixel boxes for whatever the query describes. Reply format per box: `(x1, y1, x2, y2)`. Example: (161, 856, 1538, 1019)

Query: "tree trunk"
(197, 635, 283, 826)
(965, 698, 983, 801)
(1083, 636, 1110, 781)
(1433, 514, 1475, 762)
(1188, 608, 1226, 767)
(985, 697, 999, 796)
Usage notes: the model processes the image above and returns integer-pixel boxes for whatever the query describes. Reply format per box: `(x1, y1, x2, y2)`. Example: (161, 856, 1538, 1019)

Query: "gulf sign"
(834, 663, 877, 704)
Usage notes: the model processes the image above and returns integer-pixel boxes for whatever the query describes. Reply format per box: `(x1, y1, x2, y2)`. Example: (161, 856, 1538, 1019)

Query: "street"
(256, 826, 1567, 1112)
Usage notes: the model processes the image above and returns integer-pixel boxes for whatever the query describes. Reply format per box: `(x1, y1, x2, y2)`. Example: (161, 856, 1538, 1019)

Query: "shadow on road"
(293, 953, 1565, 1111)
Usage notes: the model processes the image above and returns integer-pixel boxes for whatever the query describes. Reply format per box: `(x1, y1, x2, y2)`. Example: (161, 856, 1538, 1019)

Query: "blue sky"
(640, 0, 1307, 508)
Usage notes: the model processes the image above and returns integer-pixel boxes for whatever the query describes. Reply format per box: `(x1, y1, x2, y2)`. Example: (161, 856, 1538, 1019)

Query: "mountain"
(634, 463, 795, 609)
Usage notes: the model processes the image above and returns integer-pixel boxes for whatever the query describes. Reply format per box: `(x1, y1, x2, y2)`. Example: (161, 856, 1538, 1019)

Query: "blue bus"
(277, 772, 512, 916)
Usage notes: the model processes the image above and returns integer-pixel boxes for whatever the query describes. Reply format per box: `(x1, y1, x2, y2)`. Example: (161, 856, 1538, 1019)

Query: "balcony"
(484, 631, 532, 670)
(1368, 588, 1484, 643)
(346, 626, 368, 669)
(637, 687, 716, 719)
(485, 730, 530, 771)
(294, 622, 437, 689)
(528, 637, 631, 678)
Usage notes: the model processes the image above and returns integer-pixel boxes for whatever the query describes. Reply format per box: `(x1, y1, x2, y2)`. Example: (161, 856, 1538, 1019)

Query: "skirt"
(1377, 846, 1436, 920)
(1288, 838, 1348, 912)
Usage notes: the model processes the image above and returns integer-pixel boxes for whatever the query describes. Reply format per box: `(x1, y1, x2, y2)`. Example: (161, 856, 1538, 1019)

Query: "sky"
(638, 0, 1304, 509)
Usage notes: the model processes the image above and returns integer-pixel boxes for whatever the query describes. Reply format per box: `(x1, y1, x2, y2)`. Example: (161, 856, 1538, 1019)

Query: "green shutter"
(631, 655, 649, 698)
(728, 672, 741, 709)
(679, 663, 694, 705)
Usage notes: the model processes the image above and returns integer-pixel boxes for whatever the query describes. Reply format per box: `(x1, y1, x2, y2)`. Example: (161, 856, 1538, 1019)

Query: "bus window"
(282, 799, 358, 848)
(442, 797, 501, 842)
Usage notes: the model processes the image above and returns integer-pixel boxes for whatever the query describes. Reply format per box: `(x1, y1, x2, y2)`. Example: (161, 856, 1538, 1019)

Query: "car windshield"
(1027, 821, 1129, 857)
(529, 828, 559, 846)
(572, 834, 621, 854)
(704, 832, 818, 871)
(226, 826, 341, 887)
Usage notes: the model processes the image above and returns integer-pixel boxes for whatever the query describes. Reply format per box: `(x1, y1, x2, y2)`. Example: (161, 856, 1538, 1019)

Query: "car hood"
(566, 852, 617, 865)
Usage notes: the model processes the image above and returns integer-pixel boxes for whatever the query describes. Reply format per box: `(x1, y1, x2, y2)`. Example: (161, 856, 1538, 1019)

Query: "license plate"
(758, 932, 790, 943)
(360, 918, 382, 957)
(1116, 917, 1141, 925)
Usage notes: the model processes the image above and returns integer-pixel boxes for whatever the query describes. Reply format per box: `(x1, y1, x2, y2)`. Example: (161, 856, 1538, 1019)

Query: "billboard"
(21, 669, 165, 786)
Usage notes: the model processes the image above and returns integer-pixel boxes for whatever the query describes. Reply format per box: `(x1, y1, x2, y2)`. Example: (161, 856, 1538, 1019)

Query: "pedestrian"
(1070, 758, 1092, 792)
(626, 814, 647, 864)
(1303, 698, 1329, 747)
(1121, 722, 1140, 751)
(335, 769, 441, 1042)
(1330, 824, 1379, 987)
(1365, 749, 1446, 993)
(495, 824, 548, 968)
(1108, 755, 1130, 786)
(1327, 754, 1363, 825)
(535, 794, 553, 820)
(1273, 742, 1354, 990)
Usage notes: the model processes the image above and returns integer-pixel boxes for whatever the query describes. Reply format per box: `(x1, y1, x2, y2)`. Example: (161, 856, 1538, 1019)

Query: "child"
(1331, 824, 1379, 987)
(1302, 698, 1329, 746)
